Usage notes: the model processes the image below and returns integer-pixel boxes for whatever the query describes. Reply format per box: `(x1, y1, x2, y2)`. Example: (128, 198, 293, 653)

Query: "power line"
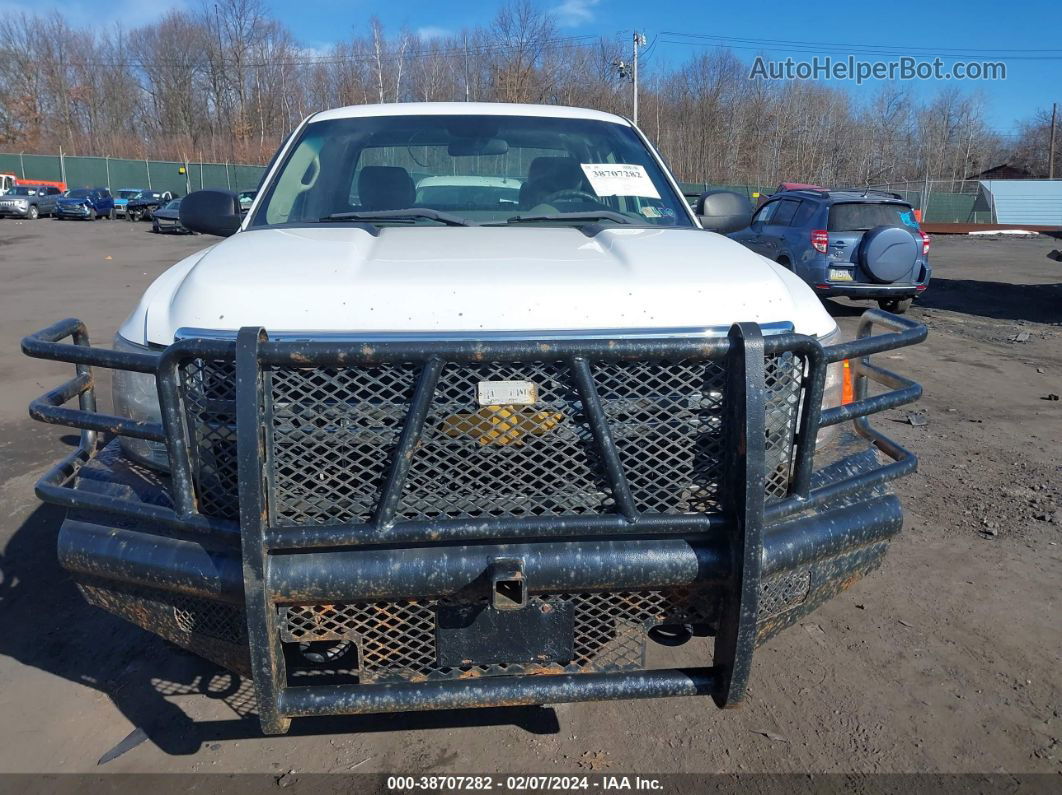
(659, 33, 1062, 61)
(661, 31, 1062, 55)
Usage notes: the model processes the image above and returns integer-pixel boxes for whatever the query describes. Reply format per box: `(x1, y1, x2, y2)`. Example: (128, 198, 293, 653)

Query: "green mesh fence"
(677, 182, 989, 223)
(0, 157, 989, 223)
(0, 153, 267, 196)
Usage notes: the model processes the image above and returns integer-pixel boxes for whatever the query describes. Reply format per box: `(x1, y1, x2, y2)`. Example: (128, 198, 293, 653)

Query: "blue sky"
(4, 0, 1058, 135)
(263, 0, 1061, 136)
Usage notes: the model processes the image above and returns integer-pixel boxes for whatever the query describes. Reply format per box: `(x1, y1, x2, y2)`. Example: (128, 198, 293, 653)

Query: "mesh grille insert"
(181, 359, 239, 519)
(758, 570, 812, 619)
(398, 362, 613, 520)
(592, 359, 726, 514)
(280, 589, 714, 683)
(268, 365, 419, 526)
(181, 352, 806, 522)
(763, 352, 804, 501)
(78, 579, 249, 674)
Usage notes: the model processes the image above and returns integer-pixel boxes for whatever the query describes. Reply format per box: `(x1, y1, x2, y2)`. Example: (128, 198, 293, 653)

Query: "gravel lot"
(0, 218, 1059, 776)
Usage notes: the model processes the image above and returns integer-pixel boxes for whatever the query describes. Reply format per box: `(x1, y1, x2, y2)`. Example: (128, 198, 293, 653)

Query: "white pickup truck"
(24, 102, 925, 734)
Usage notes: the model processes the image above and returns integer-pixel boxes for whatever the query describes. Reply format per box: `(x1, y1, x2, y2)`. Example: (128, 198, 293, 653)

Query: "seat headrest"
(527, 157, 586, 190)
(520, 157, 589, 208)
(358, 166, 415, 211)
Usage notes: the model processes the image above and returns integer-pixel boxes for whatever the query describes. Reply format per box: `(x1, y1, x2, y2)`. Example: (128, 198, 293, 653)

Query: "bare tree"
(0, 0, 1013, 186)
(1011, 107, 1057, 177)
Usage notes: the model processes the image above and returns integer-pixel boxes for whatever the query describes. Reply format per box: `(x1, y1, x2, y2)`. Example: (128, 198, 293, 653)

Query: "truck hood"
(121, 226, 837, 345)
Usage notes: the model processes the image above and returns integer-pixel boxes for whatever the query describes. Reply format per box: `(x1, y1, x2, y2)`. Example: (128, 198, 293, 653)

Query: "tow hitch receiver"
(491, 558, 528, 610)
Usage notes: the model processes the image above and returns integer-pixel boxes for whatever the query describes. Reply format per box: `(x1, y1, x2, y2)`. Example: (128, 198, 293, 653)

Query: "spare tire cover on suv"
(858, 225, 918, 283)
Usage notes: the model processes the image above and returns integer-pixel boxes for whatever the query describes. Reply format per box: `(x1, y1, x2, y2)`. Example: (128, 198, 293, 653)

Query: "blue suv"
(728, 188, 931, 313)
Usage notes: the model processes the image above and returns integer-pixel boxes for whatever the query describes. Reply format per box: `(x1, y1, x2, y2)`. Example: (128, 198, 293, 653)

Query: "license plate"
(477, 380, 537, 406)
(436, 598, 574, 667)
(828, 268, 854, 282)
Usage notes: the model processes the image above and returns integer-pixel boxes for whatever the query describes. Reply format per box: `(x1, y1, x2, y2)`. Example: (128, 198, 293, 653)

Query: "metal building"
(975, 179, 1062, 225)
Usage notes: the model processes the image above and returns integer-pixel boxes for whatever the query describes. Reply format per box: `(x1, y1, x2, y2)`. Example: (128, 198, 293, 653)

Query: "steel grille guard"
(23, 311, 925, 734)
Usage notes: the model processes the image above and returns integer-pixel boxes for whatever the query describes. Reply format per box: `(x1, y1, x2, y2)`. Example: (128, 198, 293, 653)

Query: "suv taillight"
(919, 230, 930, 255)
(811, 229, 829, 254)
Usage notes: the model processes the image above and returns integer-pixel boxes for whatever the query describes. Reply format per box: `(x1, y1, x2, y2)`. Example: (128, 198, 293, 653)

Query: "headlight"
(817, 328, 846, 448)
(112, 334, 169, 470)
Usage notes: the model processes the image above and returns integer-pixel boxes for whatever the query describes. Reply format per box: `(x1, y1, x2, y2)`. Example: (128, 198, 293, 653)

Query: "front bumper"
(153, 217, 186, 233)
(23, 312, 925, 733)
(814, 282, 928, 299)
(56, 205, 91, 217)
(0, 203, 31, 217)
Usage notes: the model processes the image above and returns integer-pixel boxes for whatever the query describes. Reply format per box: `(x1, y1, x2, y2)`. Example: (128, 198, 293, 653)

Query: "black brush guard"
(22, 312, 925, 734)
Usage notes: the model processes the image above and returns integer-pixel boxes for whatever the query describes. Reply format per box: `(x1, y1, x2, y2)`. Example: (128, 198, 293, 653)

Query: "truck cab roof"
(309, 101, 632, 125)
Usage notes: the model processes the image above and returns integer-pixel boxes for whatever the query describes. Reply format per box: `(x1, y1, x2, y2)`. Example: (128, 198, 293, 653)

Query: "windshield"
(118, 189, 141, 199)
(67, 189, 92, 198)
(251, 114, 692, 228)
(8, 186, 37, 196)
(828, 202, 919, 232)
(164, 199, 180, 210)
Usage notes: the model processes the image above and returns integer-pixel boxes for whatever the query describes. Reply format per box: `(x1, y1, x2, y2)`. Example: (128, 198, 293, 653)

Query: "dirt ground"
(0, 218, 1059, 777)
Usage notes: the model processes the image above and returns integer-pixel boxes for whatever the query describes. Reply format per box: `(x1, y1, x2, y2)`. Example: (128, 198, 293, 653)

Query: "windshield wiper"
(321, 208, 476, 226)
(499, 211, 633, 227)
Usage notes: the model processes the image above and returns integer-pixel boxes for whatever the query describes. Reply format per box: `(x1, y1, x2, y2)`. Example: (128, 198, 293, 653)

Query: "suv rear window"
(828, 202, 919, 231)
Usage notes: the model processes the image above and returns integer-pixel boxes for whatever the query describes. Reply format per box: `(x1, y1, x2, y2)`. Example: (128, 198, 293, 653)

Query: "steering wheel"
(538, 188, 606, 208)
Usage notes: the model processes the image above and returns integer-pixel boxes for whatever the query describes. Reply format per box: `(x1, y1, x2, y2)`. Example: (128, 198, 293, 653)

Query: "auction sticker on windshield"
(580, 164, 661, 199)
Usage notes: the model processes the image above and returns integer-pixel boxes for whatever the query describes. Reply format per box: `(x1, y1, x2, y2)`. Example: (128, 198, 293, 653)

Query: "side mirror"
(179, 189, 242, 237)
(696, 190, 753, 234)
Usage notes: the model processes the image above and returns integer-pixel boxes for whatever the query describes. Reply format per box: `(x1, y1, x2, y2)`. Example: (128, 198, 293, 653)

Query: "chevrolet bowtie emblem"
(442, 405, 564, 446)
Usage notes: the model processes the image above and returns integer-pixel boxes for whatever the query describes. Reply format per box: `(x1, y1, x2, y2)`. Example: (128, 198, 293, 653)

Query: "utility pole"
(1050, 102, 1057, 180)
(614, 33, 647, 126)
(632, 32, 646, 127)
